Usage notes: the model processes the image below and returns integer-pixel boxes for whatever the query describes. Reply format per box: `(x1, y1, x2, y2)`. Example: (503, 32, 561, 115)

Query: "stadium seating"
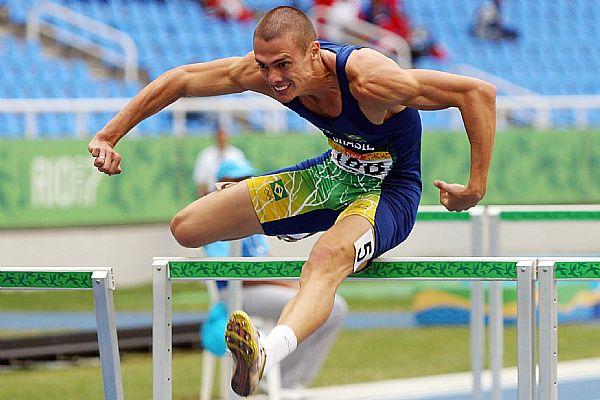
(0, 0, 599, 136)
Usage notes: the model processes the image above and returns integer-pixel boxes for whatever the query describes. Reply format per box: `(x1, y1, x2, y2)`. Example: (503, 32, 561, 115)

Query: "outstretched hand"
(434, 180, 483, 212)
(88, 136, 122, 176)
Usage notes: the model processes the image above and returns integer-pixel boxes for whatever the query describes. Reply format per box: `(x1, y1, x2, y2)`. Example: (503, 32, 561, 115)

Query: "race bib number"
(331, 149, 393, 179)
(354, 228, 375, 272)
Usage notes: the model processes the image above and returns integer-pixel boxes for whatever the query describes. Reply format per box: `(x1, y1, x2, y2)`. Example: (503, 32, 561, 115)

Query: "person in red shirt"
(361, 0, 447, 64)
(202, 0, 254, 22)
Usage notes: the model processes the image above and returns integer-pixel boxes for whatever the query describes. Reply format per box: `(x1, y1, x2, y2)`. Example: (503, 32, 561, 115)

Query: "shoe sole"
(225, 310, 261, 397)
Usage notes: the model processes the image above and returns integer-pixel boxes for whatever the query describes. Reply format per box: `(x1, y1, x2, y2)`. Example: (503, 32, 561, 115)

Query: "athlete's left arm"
(352, 51, 496, 212)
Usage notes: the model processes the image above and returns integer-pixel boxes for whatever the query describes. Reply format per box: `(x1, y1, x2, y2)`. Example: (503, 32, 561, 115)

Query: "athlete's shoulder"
(345, 48, 415, 106)
(345, 47, 405, 84)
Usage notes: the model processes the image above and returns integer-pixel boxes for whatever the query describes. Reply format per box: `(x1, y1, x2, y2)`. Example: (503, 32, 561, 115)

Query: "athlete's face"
(253, 35, 317, 102)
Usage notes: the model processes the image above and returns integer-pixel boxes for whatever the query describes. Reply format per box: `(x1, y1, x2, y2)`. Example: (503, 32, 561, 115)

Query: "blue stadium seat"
(2, 0, 600, 136)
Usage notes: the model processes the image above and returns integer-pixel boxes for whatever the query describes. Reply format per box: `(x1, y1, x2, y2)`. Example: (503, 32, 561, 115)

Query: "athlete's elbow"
(477, 81, 496, 105)
(160, 66, 189, 97)
(462, 81, 496, 110)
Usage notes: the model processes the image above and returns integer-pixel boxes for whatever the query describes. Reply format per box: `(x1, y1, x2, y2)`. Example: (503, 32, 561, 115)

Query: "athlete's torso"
(283, 40, 422, 189)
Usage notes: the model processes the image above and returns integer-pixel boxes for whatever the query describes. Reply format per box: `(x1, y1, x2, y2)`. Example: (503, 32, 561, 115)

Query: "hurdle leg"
(470, 281, 484, 400)
(92, 269, 124, 400)
(469, 208, 485, 400)
(539, 261, 558, 400)
(486, 208, 504, 400)
(489, 281, 503, 400)
(153, 259, 173, 400)
(516, 260, 536, 400)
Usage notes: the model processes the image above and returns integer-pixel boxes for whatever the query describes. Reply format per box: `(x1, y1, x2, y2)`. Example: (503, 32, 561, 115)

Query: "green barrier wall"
(0, 130, 598, 228)
(0, 135, 327, 228)
(422, 129, 600, 206)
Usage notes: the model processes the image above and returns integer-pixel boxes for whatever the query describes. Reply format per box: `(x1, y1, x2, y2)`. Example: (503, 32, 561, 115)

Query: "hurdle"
(0, 266, 123, 400)
(538, 257, 600, 400)
(152, 256, 537, 400)
(486, 205, 600, 400)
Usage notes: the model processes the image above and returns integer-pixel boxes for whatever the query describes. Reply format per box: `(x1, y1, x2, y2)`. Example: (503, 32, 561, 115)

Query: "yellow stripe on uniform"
(337, 193, 380, 226)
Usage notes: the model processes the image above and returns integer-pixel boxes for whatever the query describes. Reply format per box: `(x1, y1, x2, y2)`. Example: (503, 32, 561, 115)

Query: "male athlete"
(88, 6, 496, 397)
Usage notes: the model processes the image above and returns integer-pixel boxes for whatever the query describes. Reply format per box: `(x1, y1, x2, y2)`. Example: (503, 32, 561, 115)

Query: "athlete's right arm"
(88, 53, 266, 175)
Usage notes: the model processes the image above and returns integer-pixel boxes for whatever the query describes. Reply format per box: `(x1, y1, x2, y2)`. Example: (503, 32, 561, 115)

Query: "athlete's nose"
(267, 69, 283, 84)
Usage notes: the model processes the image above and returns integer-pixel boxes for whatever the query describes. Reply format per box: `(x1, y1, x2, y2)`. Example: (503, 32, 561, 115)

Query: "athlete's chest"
(299, 92, 388, 125)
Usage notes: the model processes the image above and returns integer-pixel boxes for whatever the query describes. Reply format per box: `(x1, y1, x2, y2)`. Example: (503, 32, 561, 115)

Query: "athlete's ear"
(310, 40, 320, 60)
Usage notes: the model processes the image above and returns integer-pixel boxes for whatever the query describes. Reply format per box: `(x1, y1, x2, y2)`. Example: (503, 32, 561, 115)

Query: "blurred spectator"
(361, 0, 410, 38)
(193, 124, 245, 197)
(316, 0, 361, 43)
(201, 158, 348, 391)
(201, 0, 254, 22)
(470, 0, 519, 41)
(313, 0, 334, 38)
(409, 26, 447, 64)
(360, 0, 447, 64)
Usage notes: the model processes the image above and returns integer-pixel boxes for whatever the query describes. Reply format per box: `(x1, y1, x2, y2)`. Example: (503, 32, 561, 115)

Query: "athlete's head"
(253, 6, 319, 102)
(215, 124, 229, 151)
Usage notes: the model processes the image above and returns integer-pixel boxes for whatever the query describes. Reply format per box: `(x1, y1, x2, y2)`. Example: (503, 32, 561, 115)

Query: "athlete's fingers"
(434, 179, 448, 190)
(100, 151, 113, 173)
(107, 153, 121, 175)
(94, 148, 106, 168)
(439, 189, 449, 207)
(89, 145, 100, 157)
(436, 180, 463, 194)
(108, 159, 120, 175)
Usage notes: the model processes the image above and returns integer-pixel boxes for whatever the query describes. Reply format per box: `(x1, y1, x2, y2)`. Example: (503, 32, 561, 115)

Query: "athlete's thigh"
(173, 180, 263, 245)
(246, 153, 337, 235)
(322, 188, 418, 272)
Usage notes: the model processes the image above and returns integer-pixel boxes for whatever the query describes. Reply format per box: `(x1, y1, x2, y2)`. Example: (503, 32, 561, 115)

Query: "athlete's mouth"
(273, 83, 291, 94)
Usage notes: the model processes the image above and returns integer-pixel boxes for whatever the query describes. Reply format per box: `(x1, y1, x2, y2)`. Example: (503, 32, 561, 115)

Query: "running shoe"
(225, 310, 266, 397)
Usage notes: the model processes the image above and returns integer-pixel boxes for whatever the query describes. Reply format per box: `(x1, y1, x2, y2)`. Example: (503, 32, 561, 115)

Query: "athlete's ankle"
(263, 324, 298, 372)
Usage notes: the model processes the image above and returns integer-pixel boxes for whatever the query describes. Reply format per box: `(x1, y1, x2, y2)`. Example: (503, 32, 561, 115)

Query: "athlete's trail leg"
(170, 181, 263, 248)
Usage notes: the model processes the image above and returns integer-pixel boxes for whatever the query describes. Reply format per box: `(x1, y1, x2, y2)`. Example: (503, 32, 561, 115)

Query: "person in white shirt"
(193, 125, 246, 197)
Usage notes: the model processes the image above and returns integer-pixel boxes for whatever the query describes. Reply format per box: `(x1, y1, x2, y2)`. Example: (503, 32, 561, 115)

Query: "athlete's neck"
(300, 50, 339, 100)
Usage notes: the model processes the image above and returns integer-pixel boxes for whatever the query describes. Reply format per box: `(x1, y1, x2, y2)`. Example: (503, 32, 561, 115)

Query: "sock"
(262, 324, 298, 372)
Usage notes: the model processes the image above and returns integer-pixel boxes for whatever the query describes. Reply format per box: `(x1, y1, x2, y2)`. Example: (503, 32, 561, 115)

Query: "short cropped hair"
(254, 6, 317, 51)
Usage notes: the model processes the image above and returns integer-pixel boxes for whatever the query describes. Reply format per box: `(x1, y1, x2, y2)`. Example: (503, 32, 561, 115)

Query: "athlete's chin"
(276, 92, 294, 102)
(272, 85, 295, 102)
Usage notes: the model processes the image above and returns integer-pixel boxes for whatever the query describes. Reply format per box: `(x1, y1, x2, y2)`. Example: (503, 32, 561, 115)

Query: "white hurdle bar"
(0, 266, 124, 400)
(152, 256, 537, 400)
(487, 205, 600, 400)
(538, 257, 600, 400)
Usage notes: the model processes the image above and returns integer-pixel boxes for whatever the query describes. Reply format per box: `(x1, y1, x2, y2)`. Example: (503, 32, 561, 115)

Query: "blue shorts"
(246, 151, 421, 258)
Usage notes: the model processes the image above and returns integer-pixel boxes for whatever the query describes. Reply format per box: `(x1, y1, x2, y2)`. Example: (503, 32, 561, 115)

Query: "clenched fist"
(434, 180, 484, 212)
(88, 136, 122, 176)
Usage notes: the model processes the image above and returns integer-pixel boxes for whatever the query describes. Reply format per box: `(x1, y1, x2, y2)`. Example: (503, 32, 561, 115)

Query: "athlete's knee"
(305, 241, 354, 280)
(170, 210, 207, 248)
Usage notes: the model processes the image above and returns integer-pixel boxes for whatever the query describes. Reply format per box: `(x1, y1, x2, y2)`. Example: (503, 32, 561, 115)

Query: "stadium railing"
(26, 1, 138, 82)
(3, 94, 600, 138)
